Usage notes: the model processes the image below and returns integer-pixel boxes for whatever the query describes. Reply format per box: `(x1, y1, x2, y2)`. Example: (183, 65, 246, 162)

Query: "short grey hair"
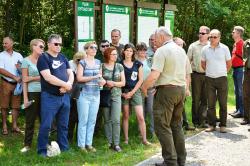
(111, 29, 121, 36)
(48, 34, 62, 43)
(234, 26, 244, 37)
(155, 26, 173, 37)
(210, 29, 221, 37)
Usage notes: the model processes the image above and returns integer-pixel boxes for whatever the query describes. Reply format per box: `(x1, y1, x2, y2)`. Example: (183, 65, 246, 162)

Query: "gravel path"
(136, 117, 250, 166)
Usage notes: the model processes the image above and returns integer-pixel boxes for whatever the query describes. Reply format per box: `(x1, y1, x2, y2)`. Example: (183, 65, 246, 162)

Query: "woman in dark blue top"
(121, 43, 151, 145)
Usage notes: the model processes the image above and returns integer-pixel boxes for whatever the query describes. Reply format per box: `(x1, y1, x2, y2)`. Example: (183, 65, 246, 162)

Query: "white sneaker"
(20, 146, 30, 153)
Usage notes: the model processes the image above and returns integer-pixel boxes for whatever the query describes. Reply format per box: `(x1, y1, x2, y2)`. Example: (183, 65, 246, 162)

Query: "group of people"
(0, 25, 250, 166)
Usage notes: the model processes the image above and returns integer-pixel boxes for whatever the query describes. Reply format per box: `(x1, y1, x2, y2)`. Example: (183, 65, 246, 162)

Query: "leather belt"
(1, 77, 17, 85)
(193, 71, 205, 75)
(156, 84, 179, 89)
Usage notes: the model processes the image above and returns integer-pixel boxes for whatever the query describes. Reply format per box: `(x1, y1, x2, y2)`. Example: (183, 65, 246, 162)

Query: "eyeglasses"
(149, 38, 155, 41)
(210, 36, 218, 39)
(199, 32, 207, 35)
(53, 43, 62, 46)
(38, 45, 45, 49)
(89, 46, 97, 50)
(110, 53, 117, 56)
(101, 45, 110, 48)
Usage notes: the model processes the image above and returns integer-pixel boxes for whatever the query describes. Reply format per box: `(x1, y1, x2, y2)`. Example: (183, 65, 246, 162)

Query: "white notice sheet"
(104, 13, 130, 44)
(137, 16, 158, 46)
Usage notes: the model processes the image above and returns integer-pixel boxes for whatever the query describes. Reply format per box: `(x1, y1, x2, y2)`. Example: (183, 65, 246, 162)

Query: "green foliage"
(0, 0, 249, 56)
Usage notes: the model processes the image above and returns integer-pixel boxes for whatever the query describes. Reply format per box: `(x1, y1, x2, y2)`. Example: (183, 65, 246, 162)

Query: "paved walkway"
(136, 117, 250, 166)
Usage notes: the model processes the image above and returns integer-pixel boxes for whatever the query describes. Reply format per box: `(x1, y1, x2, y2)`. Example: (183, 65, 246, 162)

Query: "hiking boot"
(86, 145, 96, 152)
(220, 127, 227, 133)
(240, 120, 249, 125)
(205, 126, 215, 132)
(230, 112, 243, 118)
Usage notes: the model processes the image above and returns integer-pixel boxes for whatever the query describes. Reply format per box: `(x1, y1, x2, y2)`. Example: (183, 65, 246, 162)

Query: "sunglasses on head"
(89, 45, 97, 50)
(101, 44, 110, 48)
(53, 43, 62, 46)
(199, 32, 207, 35)
(210, 36, 218, 39)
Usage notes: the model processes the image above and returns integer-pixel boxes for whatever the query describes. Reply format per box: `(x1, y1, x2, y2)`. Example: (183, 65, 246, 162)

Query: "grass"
(0, 72, 235, 166)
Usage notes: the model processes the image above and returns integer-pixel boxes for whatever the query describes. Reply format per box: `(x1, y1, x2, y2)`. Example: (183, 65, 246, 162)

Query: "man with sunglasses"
(37, 34, 74, 157)
(96, 40, 110, 63)
(0, 36, 23, 135)
(94, 39, 110, 135)
(201, 29, 231, 133)
(230, 26, 245, 120)
(187, 26, 210, 128)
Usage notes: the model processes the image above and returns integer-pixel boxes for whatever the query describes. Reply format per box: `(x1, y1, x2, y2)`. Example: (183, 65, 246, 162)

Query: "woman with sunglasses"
(20, 39, 45, 153)
(121, 43, 150, 145)
(76, 41, 106, 152)
(102, 47, 125, 152)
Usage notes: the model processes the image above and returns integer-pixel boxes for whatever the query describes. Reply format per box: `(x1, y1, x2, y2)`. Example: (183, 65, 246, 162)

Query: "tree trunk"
(4, 0, 11, 36)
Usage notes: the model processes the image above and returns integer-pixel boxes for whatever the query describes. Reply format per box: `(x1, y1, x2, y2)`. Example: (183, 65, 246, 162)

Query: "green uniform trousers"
(153, 86, 186, 166)
(191, 72, 207, 126)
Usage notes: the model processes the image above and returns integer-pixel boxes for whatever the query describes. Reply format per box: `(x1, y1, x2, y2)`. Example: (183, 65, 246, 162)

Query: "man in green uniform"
(142, 27, 191, 166)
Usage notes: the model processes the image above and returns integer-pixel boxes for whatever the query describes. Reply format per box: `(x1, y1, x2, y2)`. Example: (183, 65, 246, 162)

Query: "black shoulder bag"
(100, 63, 116, 107)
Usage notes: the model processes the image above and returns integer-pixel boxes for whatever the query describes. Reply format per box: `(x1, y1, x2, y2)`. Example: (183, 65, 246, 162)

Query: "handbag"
(99, 64, 116, 107)
(70, 72, 82, 99)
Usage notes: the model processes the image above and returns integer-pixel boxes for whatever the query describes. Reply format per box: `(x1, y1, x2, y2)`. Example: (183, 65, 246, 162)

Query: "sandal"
(2, 128, 8, 135)
(142, 141, 152, 146)
(124, 140, 129, 144)
(12, 127, 22, 134)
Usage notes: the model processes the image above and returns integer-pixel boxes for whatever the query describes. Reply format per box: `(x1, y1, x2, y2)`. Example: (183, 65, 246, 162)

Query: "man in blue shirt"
(37, 34, 74, 157)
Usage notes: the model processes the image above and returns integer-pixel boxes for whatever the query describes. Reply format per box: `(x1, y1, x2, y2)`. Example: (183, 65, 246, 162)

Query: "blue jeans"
(233, 68, 244, 114)
(143, 88, 155, 134)
(77, 92, 100, 148)
(37, 92, 70, 155)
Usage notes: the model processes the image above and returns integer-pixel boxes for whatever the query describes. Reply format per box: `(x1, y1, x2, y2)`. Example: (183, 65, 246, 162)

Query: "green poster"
(165, 10, 175, 35)
(103, 4, 131, 44)
(76, 1, 95, 51)
(137, 8, 159, 45)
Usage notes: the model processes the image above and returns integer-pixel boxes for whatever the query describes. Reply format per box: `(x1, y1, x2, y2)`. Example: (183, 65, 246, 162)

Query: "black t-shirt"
(121, 60, 142, 90)
(95, 51, 104, 63)
(37, 52, 70, 95)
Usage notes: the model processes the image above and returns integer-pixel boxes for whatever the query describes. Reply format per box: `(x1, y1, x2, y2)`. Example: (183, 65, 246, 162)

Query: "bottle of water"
(98, 77, 103, 90)
(21, 100, 35, 109)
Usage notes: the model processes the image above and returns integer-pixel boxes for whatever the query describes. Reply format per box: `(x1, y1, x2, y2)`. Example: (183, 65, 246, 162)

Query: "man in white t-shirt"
(0, 36, 23, 135)
(201, 29, 231, 133)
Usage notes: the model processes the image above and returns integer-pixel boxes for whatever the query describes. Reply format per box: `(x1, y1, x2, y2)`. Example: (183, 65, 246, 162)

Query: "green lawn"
(0, 73, 235, 166)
